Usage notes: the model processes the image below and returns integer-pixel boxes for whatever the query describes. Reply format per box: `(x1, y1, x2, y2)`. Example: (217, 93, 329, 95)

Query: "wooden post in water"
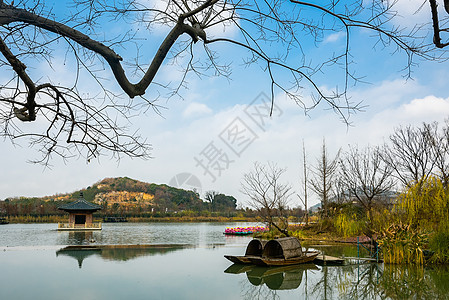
(357, 236, 360, 259)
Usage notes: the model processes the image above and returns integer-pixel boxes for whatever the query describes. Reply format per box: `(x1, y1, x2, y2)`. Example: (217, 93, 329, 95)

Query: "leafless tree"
(339, 145, 395, 221)
(381, 124, 436, 189)
(331, 175, 351, 206)
(427, 120, 449, 187)
(309, 138, 340, 218)
(241, 161, 293, 236)
(0, 0, 446, 163)
(297, 140, 309, 225)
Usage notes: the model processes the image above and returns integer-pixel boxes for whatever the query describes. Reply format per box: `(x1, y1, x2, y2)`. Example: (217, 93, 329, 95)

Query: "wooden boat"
(249, 251, 320, 266)
(225, 237, 320, 266)
(224, 239, 267, 264)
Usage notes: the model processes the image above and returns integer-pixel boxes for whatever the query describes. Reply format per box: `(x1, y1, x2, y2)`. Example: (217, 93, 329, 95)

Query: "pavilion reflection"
(56, 244, 190, 268)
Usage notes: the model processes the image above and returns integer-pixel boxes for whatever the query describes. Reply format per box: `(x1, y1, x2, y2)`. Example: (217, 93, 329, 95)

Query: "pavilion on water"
(58, 193, 102, 230)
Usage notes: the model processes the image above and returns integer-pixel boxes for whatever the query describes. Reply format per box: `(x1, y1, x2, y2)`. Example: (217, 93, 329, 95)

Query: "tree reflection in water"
(334, 263, 384, 299)
(226, 261, 449, 299)
(379, 264, 449, 300)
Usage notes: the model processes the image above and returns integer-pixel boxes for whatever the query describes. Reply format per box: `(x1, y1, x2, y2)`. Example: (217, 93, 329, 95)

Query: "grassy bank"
(6, 215, 66, 223)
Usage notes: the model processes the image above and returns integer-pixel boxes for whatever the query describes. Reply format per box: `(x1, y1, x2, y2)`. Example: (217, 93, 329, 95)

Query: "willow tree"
(0, 0, 445, 163)
(396, 176, 449, 229)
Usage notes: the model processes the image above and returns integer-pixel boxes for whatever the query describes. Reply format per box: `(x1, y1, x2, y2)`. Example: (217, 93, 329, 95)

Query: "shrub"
(378, 223, 428, 264)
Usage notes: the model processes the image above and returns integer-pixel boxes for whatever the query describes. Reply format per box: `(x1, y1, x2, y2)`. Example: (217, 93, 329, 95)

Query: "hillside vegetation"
(0, 177, 240, 219)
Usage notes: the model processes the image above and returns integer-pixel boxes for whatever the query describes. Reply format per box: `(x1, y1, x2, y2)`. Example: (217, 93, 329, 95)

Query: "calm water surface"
(1, 223, 448, 300)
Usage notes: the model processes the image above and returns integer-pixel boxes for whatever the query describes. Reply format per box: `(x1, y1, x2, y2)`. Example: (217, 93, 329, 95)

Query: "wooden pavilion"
(58, 193, 102, 230)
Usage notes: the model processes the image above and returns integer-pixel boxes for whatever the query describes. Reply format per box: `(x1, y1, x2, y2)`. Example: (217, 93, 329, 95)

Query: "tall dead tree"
(297, 140, 309, 225)
(310, 138, 339, 218)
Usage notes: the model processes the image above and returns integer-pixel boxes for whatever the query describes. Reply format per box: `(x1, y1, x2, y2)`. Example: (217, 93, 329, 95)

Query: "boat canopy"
(262, 237, 303, 259)
(245, 239, 267, 257)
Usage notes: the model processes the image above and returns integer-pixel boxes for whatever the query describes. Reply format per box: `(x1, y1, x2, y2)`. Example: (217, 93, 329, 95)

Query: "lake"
(1, 223, 448, 299)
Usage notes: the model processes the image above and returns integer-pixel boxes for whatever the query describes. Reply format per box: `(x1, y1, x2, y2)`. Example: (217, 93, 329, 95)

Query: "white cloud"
(182, 102, 213, 118)
(369, 95, 449, 128)
(2, 83, 449, 208)
(3, 0, 449, 211)
(402, 95, 449, 118)
(323, 32, 345, 44)
(390, 0, 430, 28)
(5, 77, 448, 204)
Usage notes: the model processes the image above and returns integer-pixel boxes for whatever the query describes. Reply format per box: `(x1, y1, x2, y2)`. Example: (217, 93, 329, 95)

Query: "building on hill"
(58, 193, 102, 231)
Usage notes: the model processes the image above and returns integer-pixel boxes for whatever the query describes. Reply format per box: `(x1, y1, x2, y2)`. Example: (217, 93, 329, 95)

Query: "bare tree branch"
(0, 0, 447, 163)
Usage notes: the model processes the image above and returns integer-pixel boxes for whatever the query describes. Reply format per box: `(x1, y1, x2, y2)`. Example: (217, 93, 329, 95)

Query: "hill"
(84, 177, 205, 213)
(1, 177, 239, 217)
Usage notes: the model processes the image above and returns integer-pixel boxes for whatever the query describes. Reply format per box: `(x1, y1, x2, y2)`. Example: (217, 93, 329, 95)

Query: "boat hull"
(224, 255, 261, 265)
(249, 251, 320, 266)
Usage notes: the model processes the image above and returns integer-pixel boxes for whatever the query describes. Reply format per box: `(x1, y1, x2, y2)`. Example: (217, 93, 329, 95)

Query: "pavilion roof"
(58, 194, 102, 212)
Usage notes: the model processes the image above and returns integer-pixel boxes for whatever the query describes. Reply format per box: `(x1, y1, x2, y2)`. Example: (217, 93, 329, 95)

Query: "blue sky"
(1, 0, 449, 208)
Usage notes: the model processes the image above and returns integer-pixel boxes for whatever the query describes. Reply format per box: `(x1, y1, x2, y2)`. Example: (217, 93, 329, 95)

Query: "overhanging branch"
(0, 2, 213, 98)
(429, 0, 449, 48)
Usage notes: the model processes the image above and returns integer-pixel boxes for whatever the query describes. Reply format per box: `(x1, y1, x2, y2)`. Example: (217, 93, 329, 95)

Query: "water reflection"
(225, 262, 382, 299)
(321, 263, 384, 300)
(56, 244, 190, 268)
(225, 260, 449, 300)
(334, 263, 449, 299)
(379, 264, 449, 300)
(2, 224, 449, 299)
(56, 247, 101, 268)
(66, 231, 96, 244)
(225, 264, 319, 291)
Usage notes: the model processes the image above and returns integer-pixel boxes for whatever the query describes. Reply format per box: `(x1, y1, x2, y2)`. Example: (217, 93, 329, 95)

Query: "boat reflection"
(56, 244, 190, 268)
(225, 263, 319, 290)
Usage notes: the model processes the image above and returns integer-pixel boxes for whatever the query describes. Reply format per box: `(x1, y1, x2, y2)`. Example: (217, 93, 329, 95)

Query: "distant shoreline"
(3, 215, 260, 224)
